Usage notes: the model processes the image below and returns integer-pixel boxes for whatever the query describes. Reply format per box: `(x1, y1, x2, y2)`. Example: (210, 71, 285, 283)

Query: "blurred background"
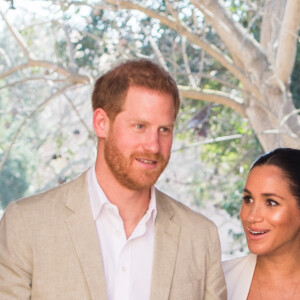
(1, 0, 299, 259)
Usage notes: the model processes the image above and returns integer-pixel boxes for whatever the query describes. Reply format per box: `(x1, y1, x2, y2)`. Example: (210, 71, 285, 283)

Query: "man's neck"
(95, 165, 152, 238)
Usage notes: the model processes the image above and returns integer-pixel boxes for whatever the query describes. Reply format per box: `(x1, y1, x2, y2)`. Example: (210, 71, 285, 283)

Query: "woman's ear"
(93, 108, 110, 138)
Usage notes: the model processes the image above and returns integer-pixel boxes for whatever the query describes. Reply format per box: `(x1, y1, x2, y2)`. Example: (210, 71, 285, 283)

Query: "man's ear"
(93, 108, 110, 138)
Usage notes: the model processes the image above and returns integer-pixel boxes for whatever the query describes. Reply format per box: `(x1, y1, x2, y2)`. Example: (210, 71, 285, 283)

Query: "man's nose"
(142, 131, 160, 153)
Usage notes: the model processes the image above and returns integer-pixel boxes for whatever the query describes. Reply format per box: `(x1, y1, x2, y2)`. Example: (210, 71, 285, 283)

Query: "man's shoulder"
(155, 188, 216, 229)
(4, 171, 88, 215)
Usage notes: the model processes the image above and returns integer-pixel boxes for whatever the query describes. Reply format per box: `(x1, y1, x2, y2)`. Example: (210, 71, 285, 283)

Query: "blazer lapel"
(150, 190, 180, 300)
(65, 172, 107, 300)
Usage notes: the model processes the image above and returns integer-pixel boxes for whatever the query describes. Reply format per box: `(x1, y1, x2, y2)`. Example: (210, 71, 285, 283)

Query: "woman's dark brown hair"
(251, 148, 300, 208)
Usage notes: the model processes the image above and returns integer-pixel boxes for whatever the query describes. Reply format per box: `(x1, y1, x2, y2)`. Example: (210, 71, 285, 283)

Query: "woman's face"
(240, 165, 300, 257)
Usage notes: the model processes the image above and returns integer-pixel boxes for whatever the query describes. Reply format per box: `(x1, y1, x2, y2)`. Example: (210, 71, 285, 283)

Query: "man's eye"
(159, 127, 171, 134)
(136, 124, 144, 129)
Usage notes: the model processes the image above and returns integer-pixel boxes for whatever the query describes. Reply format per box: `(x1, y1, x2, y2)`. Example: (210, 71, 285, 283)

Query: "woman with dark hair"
(223, 148, 300, 300)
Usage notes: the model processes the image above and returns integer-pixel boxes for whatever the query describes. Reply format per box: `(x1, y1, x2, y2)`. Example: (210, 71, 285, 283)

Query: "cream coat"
(0, 172, 226, 300)
(222, 254, 257, 300)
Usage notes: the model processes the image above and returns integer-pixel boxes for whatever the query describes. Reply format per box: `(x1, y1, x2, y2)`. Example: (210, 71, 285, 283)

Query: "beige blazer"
(0, 172, 226, 300)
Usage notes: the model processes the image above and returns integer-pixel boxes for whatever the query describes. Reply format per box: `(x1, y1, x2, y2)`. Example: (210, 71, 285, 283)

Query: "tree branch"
(64, 93, 95, 141)
(172, 133, 243, 152)
(0, 9, 31, 59)
(191, 0, 268, 92)
(104, 1, 245, 80)
(52, 0, 115, 11)
(178, 85, 245, 116)
(104, 0, 263, 102)
(181, 36, 198, 88)
(260, 0, 285, 58)
(62, 24, 78, 73)
(0, 84, 74, 173)
(0, 47, 11, 68)
(0, 76, 69, 90)
(140, 24, 168, 69)
(275, 0, 300, 85)
(0, 60, 90, 84)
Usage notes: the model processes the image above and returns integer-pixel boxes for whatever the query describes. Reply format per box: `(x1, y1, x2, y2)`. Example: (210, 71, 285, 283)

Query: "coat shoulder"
(155, 188, 217, 231)
(3, 171, 88, 218)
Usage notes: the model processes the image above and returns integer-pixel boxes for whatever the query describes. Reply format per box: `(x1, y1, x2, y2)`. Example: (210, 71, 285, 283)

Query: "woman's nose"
(247, 204, 264, 223)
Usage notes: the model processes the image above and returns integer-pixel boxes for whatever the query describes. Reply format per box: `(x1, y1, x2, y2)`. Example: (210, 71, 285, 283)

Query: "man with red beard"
(0, 59, 226, 300)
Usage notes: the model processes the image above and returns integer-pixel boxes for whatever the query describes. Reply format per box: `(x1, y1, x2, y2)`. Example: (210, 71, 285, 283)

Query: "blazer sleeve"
(0, 202, 32, 299)
(204, 225, 227, 300)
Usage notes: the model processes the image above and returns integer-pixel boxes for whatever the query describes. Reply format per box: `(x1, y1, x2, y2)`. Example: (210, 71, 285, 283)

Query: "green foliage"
(291, 39, 300, 108)
(0, 156, 29, 210)
(176, 98, 263, 216)
(225, 0, 263, 41)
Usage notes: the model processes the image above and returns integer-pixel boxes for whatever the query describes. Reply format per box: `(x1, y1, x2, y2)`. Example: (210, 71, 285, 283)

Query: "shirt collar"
(87, 163, 157, 222)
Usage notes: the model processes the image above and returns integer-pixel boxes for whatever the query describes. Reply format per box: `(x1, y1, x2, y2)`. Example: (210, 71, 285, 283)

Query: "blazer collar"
(64, 177, 180, 300)
(64, 172, 107, 300)
(150, 189, 181, 300)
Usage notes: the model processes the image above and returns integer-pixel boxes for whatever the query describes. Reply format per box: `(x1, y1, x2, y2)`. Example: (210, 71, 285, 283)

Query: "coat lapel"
(150, 190, 180, 300)
(64, 172, 107, 300)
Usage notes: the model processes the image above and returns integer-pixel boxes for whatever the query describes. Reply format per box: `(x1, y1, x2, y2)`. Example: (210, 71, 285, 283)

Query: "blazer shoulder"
(155, 188, 217, 230)
(4, 171, 88, 216)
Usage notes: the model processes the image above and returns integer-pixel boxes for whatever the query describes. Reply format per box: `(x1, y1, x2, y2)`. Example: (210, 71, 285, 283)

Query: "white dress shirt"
(87, 165, 157, 300)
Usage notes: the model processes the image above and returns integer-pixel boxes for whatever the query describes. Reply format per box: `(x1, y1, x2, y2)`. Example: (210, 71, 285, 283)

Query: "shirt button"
(121, 266, 126, 272)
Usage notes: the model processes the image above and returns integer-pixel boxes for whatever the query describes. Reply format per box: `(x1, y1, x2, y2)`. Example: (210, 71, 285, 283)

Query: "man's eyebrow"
(129, 119, 175, 126)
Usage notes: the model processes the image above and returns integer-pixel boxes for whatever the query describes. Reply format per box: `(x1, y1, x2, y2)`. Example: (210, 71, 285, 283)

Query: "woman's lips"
(246, 227, 270, 240)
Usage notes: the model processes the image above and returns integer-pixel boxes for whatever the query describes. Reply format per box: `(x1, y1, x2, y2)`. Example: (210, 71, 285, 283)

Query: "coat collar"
(150, 189, 181, 300)
(64, 172, 107, 300)
(64, 176, 181, 300)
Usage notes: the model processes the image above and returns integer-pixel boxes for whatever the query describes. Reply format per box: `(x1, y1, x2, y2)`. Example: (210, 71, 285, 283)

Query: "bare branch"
(172, 134, 243, 152)
(62, 24, 78, 73)
(0, 76, 69, 90)
(0, 84, 74, 173)
(178, 85, 245, 116)
(104, 0, 262, 102)
(64, 93, 95, 141)
(104, 1, 245, 80)
(75, 28, 103, 42)
(140, 25, 168, 69)
(0, 60, 90, 84)
(260, 0, 286, 57)
(0, 48, 11, 67)
(191, 0, 267, 91)
(275, 0, 300, 84)
(165, 0, 180, 21)
(0, 9, 31, 59)
(181, 36, 198, 88)
(52, 0, 116, 11)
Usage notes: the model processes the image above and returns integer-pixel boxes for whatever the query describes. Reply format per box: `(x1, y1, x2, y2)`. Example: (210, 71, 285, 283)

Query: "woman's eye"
(242, 195, 253, 204)
(267, 199, 279, 206)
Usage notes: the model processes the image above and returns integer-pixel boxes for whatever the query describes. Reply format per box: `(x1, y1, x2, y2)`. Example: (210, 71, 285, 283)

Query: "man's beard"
(104, 134, 169, 191)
